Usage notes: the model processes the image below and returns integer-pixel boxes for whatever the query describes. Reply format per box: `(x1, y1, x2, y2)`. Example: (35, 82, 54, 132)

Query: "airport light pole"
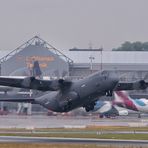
(89, 55, 95, 73)
(100, 47, 103, 71)
(0, 63, 3, 112)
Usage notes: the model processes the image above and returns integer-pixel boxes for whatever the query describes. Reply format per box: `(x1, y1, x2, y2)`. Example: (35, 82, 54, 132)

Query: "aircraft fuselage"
(35, 71, 118, 112)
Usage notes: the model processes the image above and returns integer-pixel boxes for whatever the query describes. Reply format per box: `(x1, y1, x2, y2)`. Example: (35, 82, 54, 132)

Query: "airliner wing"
(0, 76, 72, 91)
(115, 80, 148, 91)
(130, 94, 148, 98)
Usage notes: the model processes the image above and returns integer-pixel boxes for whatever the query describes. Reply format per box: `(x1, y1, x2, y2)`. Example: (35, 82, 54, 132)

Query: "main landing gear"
(84, 102, 96, 112)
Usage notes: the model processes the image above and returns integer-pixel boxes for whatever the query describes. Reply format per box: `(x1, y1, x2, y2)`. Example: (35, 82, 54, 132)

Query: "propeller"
(62, 70, 68, 78)
(143, 73, 148, 81)
(54, 70, 60, 78)
(133, 73, 148, 90)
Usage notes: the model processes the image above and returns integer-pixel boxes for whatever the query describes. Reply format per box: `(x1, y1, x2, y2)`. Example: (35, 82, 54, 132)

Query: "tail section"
(114, 91, 131, 103)
(114, 91, 138, 111)
(32, 60, 42, 78)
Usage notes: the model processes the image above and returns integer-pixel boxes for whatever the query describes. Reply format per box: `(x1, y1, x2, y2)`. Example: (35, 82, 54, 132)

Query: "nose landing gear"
(106, 90, 113, 96)
(84, 102, 96, 112)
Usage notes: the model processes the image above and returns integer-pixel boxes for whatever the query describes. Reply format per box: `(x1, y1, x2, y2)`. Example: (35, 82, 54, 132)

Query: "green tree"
(143, 42, 148, 51)
(112, 41, 148, 51)
(112, 41, 132, 51)
(132, 42, 143, 51)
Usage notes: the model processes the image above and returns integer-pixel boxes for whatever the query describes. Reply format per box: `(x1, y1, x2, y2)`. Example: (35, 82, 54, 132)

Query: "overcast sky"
(0, 0, 148, 51)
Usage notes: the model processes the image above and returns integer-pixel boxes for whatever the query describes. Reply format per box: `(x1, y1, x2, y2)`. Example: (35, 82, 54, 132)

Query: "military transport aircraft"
(0, 71, 147, 112)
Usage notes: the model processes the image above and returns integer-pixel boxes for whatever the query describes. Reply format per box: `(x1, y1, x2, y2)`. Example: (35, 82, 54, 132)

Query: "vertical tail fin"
(32, 60, 42, 78)
(114, 91, 131, 103)
(114, 91, 139, 111)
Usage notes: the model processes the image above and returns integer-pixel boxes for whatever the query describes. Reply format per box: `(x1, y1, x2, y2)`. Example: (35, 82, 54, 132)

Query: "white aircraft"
(114, 91, 148, 113)
(92, 100, 128, 118)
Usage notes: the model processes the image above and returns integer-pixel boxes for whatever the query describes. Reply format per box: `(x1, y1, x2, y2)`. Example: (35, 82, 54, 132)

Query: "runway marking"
(0, 136, 148, 145)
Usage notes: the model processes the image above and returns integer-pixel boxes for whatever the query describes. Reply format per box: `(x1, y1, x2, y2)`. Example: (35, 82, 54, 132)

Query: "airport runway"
(0, 136, 148, 146)
(0, 115, 147, 146)
(0, 115, 147, 128)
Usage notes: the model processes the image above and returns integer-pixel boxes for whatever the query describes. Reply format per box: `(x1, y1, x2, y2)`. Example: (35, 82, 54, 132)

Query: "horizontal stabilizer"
(0, 76, 72, 91)
(0, 98, 35, 103)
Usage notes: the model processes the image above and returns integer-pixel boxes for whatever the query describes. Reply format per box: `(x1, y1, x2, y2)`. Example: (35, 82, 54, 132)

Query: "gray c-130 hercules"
(0, 70, 147, 112)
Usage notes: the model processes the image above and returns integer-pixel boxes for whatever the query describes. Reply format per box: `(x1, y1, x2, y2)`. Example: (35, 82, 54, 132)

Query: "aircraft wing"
(130, 94, 148, 98)
(114, 80, 148, 91)
(0, 86, 13, 92)
(0, 76, 72, 91)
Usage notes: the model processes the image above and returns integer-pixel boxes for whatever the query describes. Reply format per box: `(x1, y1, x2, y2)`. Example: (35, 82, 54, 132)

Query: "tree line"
(112, 41, 148, 51)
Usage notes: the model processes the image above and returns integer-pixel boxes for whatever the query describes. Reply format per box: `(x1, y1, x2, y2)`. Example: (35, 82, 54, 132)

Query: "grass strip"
(0, 143, 147, 148)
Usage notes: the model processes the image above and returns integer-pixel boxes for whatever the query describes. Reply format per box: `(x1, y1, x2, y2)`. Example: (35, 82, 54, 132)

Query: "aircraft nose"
(112, 77, 119, 86)
(113, 77, 119, 83)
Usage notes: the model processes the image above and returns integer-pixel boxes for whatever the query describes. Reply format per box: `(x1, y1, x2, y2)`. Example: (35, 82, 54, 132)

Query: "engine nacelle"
(22, 76, 35, 87)
(133, 80, 148, 90)
(59, 91, 79, 112)
(118, 110, 128, 116)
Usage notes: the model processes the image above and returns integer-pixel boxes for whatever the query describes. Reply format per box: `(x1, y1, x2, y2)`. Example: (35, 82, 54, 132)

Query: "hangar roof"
(62, 50, 148, 64)
(0, 50, 10, 59)
(0, 36, 73, 64)
(1, 49, 148, 64)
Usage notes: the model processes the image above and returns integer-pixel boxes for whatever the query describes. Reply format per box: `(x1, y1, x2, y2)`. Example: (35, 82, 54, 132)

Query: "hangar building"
(0, 36, 73, 78)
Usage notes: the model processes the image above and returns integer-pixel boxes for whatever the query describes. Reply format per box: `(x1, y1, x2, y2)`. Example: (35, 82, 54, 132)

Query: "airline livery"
(114, 91, 148, 113)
